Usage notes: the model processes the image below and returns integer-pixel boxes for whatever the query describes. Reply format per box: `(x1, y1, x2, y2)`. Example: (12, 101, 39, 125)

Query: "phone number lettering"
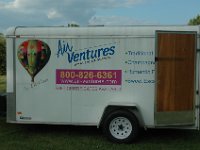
(56, 69, 122, 85)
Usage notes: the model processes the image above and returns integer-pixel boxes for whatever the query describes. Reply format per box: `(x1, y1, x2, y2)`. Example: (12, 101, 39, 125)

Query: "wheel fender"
(98, 103, 144, 128)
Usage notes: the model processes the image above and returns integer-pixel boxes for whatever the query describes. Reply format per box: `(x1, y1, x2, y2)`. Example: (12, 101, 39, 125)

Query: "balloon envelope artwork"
(17, 40, 51, 82)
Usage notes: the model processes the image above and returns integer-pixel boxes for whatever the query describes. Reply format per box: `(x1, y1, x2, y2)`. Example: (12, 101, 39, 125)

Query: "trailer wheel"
(103, 110, 139, 143)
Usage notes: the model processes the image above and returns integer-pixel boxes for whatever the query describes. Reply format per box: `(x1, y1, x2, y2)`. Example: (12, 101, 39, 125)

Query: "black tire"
(103, 110, 139, 143)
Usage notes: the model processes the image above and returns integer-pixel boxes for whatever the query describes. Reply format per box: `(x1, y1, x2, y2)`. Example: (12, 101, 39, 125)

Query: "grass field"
(0, 117, 200, 150)
(0, 75, 6, 92)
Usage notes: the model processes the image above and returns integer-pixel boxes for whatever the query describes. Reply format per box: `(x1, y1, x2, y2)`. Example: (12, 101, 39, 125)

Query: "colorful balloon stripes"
(17, 40, 51, 82)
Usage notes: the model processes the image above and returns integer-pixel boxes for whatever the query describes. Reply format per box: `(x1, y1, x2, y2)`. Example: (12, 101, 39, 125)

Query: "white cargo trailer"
(6, 26, 200, 143)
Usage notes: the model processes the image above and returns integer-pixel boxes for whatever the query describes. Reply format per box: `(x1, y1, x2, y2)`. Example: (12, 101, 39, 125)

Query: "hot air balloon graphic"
(17, 40, 51, 82)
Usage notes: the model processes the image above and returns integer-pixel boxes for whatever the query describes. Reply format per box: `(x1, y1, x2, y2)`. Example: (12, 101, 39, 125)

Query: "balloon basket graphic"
(17, 40, 51, 82)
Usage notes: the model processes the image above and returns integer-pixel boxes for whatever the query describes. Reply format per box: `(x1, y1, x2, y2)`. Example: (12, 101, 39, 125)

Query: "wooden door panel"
(174, 34, 195, 110)
(156, 33, 195, 112)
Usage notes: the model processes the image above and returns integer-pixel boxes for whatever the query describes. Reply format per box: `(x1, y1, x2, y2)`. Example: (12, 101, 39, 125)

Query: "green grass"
(0, 117, 200, 150)
(0, 75, 6, 92)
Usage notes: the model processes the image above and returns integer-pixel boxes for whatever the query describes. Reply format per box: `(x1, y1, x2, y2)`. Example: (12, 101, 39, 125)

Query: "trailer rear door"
(155, 31, 196, 125)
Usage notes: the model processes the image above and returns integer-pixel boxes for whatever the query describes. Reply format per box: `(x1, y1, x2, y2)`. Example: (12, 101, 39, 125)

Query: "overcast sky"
(0, 0, 200, 33)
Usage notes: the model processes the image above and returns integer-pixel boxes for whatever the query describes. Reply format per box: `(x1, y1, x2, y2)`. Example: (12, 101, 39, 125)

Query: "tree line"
(0, 34, 6, 75)
(0, 16, 200, 75)
(188, 14, 200, 25)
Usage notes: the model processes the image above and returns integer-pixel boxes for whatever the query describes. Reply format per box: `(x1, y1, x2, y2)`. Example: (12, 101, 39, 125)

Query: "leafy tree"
(68, 23, 80, 27)
(188, 14, 200, 25)
(0, 34, 6, 75)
